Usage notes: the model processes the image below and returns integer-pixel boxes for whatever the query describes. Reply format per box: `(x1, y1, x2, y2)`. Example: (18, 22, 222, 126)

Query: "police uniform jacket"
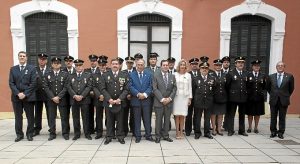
(247, 72, 266, 102)
(100, 70, 129, 108)
(68, 72, 92, 105)
(226, 69, 248, 103)
(92, 72, 104, 106)
(192, 74, 215, 109)
(36, 66, 51, 101)
(43, 70, 69, 106)
(211, 71, 228, 103)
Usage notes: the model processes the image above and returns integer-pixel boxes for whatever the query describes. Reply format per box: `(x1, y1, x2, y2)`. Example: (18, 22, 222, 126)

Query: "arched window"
(25, 12, 68, 66)
(230, 15, 271, 75)
(128, 14, 171, 65)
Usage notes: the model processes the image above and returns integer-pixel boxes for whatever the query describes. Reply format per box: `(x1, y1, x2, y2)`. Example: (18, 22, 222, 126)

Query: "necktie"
(152, 67, 155, 72)
(277, 73, 282, 87)
(239, 71, 242, 76)
(68, 70, 71, 74)
(55, 72, 58, 77)
(170, 70, 172, 74)
(193, 71, 197, 77)
(224, 70, 227, 74)
(41, 68, 44, 76)
(203, 76, 207, 81)
(129, 70, 131, 74)
(255, 72, 258, 78)
(20, 65, 24, 72)
(163, 73, 168, 88)
(114, 72, 117, 78)
(218, 72, 221, 78)
(77, 73, 81, 79)
(139, 72, 143, 84)
(92, 68, 95, 74)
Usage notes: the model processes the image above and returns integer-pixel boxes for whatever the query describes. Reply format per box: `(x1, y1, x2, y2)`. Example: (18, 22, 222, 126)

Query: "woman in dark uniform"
(246, 60, 266, 134)
(211, 59, 228, 136)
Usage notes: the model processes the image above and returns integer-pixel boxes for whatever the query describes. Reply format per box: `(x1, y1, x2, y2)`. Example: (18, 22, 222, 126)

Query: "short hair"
(111, 58, 120, 64)
(18, 51, 27, 56)
(276, 61, 285, 67)
(136, 59, 145, 65)
(176, 59, 188, 72)
(160, 59, 168, 66)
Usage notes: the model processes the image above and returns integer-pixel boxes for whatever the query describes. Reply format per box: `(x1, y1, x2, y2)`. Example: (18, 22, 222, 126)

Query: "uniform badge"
(108, 76, 110, 80)
(198, 80, 201, 84)
(234, 75, 237, 80)
(25, 70, 28, 75)
(84, 78, 87, 84)
(61, 77, 64, 81)
(249, 77, 252, 81)
(119, 78, 125, 87)
(48, 75, 51, 79)
(72, 78, 75, 83)
(210, 86, 212, 90)
(96, 77, 99, 81)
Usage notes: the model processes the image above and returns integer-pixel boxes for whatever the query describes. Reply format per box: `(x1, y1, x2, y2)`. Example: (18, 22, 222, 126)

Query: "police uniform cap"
(234, 56, 246, 62)
(200, 56, 209, 62)
(51, 57, 61, 63)
(167, 57, 176, 63)
(125, 56, 135, 63)
(64, 55, 74, 61)
(38, 53, 48, 59)
(199, 62, 210, 68)
(88, 54, 98, 61)
(189, 58, 200, 64)
(74, 59, 84, 65)
(98, 58, 107, 64)
(222, 56, 230, 62)
(134, 53, 143, 59)
(117, 57, 124, 64)
(213, 59, 223, 65)
(251, 59, 262, 65)
(149, 52, 159, 58)
(99, 55, 108, 60)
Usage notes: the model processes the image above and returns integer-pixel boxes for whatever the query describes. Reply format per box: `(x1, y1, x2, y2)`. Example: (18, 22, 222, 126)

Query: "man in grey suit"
(153, 59, 177, 143)
(266, 61, 294, 139)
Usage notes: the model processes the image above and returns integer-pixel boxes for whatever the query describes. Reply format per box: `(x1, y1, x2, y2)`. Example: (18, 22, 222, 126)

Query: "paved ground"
(0, 117, 300, 164)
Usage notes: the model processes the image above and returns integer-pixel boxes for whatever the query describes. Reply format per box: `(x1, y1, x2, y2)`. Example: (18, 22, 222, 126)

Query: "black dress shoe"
(163, 137, 173, 142)
(228, 131, 234, 136)
(72, 135, 80, 140)
(48, 135, 56, 141)
(217, 131, 223, 136)
(185, 132, 191, 136)
(85, 135, 92, 140)
(63, 135, 69, 140)
(195, 134, 200, 139)
(33, 131, 40, 137)
(247, 129, 251, 133)
(204, 134, 213, 139)
(145, 136, 154, 142)
(254, 129, 259, 134)
(135, 138, 141, 143)
(278, 133, 284, 139)
(212, 132, 217, 136)
(15, 136, 24, 142)
(95, 134, 103, 139)
(118, 138, 125, 144)
(27, 136, 33, 141)
(104, 138, 112, 145)
(238, 132, 248, 136)
(270, 133, 277, 138)
(155, 138, 160, 143)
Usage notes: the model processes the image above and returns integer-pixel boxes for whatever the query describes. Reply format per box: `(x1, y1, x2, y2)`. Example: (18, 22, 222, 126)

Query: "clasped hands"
(108, 98, 121, 105)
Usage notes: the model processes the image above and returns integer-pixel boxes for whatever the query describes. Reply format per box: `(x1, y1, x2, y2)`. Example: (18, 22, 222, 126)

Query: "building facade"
(0, 0, 299, 113)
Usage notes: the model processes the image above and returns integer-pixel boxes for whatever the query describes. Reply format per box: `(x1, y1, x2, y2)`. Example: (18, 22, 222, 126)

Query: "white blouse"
(174, 72, 192, 98)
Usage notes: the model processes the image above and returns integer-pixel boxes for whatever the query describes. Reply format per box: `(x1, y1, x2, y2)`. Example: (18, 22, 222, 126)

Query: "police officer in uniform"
(85, 54, 100, 134)
(146, 53, 160, 74)
(221, 56, 231, 131)
(68, 59, 92, 140)
(185, 57, 200, 136)
(92, 57, 107, 139)
(101, 58, 129, 145)
(226, 56, 248, 136)
(193, 62, 215, 139)
(34, 53, 51, 136)
(44, 57, 70, 140)
(167, 57, 176, 74)
(246, 59, 266, 134)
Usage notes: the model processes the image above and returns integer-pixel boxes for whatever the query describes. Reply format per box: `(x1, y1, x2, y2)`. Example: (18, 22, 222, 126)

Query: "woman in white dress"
(173, 59, 192, 139)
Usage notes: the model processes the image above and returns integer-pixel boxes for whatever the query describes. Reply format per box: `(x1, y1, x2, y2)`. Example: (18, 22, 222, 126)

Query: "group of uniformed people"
(9, 50, 294, 143)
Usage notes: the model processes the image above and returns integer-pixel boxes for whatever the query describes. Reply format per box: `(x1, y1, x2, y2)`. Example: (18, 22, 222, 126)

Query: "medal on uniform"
(119, 78, 125, 87)
(72, 78, 75, 83)
(96, 77, 99, 81)
(198, 80, 201, 84)
(48, 75, 51, 79)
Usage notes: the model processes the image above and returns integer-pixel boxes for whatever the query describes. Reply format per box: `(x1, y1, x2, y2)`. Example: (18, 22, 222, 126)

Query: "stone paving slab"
(0, 118, 299, 163)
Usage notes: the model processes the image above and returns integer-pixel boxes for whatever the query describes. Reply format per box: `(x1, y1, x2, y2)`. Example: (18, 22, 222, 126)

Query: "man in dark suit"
(85, 54, 100, 135)
(153, 60, 177, 143)
(92, 57, 107, 139)
(123, 56, 136, 136)
(226, 56, 248, 136)
(266, 61, 294, 139)
(145, 53, 160, 74)
(193, 62, 215, 139)
(130, 59, 153, 143)
(167, 57, 176, 74)
(9, 51, 37, 142)
(43, 57, 70, 140)
(34, 53, 51, 136)
(68, 59, 92, 140)
(185, 57, 200, 136)
(101, 58, 129, 145)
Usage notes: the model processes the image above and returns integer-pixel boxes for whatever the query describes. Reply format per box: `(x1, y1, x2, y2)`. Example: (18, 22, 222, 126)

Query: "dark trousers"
(12, 101, 34, 137)
(194, 107, 211, 135)
(154, 106, 172, 139)
(88, 102, 95, 134)
(222, 102, 230, 130)
(123, 104, 130, 135)
(95, 104, 104, 135)
(106, 109, 124, 140)
(133, 105, 151, 139)
(48, 101, 70, 136)
(72, 104, 89, 136)
(270, 99, 288, 134)
(185, 100, 195, 134)
(34, 100, 49, 132)
(228, 102, 246, 133)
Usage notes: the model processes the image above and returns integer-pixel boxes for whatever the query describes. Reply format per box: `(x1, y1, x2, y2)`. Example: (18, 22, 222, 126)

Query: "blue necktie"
(277, 73, 282, 87)
(139, 72, 143, 84)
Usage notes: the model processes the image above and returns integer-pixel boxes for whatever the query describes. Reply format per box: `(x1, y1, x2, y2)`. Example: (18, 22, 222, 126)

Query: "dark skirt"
(246, 100, 265, 116)
(212, 103, 226, 115)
